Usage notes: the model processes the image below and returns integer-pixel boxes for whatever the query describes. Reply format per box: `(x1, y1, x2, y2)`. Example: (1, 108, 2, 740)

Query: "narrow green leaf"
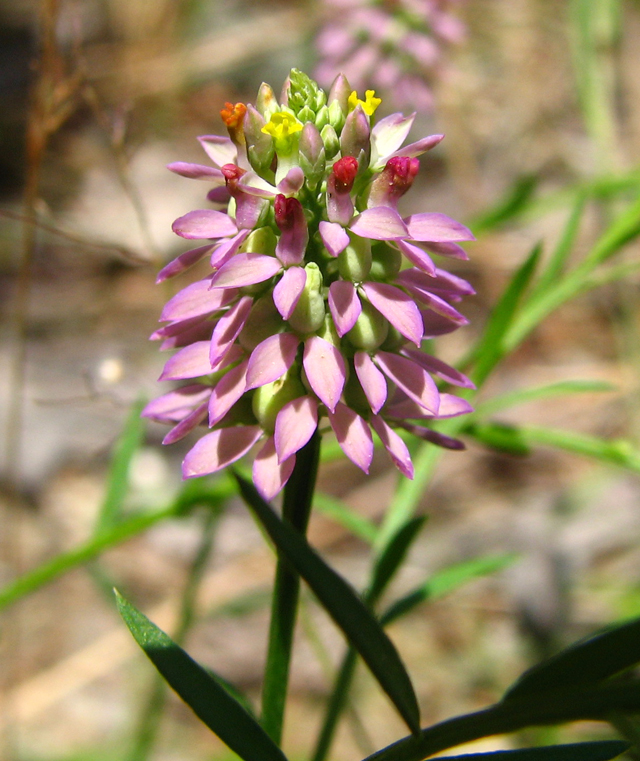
(116, 591, 288, 761)
(533, 192, 588, 297)
(470, 242, 542, 386)
(381, 554, 517, 626)
(463, 422, 531, 456)
(314, 492, 378, 544)
(470, 175, 539, 234)
(234, 472, 421, 734)
(368, 517, 427, 605)
(431, 742, 629, 761)
(473, 380, 614, 419)
(96, 397, 147, 533)
(505, 615, 640, 701)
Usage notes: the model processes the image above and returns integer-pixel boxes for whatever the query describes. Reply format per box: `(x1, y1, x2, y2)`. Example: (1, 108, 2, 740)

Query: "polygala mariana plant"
(142, 69, 475, 500)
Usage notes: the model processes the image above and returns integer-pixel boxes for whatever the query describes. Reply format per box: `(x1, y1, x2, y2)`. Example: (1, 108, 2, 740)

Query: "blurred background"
(1, 1, 640, 760)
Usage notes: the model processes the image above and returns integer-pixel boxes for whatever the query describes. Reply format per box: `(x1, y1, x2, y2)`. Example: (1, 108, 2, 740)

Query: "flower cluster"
(315, 0, 465, 111)
(143, 70, 475, 500)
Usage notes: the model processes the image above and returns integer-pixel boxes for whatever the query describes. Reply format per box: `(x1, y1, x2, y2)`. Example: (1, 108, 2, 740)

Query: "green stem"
(260, 431, 321, 744)
(312, 646, 358, 761)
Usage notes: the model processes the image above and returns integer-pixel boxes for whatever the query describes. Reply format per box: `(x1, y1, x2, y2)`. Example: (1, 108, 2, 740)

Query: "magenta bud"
(328, 73, 352, 115)
(367, 156, 420, 209)
(331, 156, 359, 193)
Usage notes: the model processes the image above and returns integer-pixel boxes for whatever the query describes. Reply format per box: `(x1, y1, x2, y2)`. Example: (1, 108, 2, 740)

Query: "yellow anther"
(261, 111, 303, 147)
(347, 90, 382, 116)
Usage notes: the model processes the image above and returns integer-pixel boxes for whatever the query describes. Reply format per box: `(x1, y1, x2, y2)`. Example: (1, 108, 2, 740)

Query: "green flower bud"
(369, 243, 402, 281)
(288, 262, 325, 334)
(320, 124, 340, 159)
(299, 122, 326, 187)
(328, 73, 351, 115)
(379, 324, 404, 352)
(256, 82, 279, 120)
(315, 104, 330, 131)
(338, 236, 372, 282)
(327, 99, 345, 132)
(252, 369, 305, 433)
(298, 105, 315, 124)
(238, 295, 284, 351)
(315, 312, 341, 348)
(244, 105, 275, 177)
(342, 363, 370, 416)
(239, 226, 277, 256)
(347, 299, 389, 350)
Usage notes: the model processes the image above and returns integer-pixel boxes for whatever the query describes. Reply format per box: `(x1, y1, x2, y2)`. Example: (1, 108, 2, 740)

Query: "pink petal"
(397, 240, 436, 276)
(209, 296, 253, 368)
(349, 207, 409, 241)
(319, 221, 350, 257)
(303, 336, 347, 413)
(162, 402, 209, 445)
(354, 351, 387, 413)
(438, 393, 474, 418)
(421, 241, 469, 261)
(405, 287, 468, 324)
(277, 166, 305, 195)
(371, 416, 414, 479)
(370, 112, 416, 167)
(328, 281, 362, 337)
(420, 310, 466, 337)
(252, 437, 296, 501)
(172, 210, 238, 240)
(388, 134, 444, 160)
(327, 402, 373, 473)
(245, 333, 300, 390)
(375, 351, 440, 415)
(167, 162, 224, 181)
(156, 244, 215, 283)
(208, 359, 250, 425)
(397, 268, 475, 298)
(197, 135, 237, 167)
(274, 396, 318, 463)
(401, 349, 475, 389)
(210, 253, 282, 289)
(160, 341, 214, 380)
(404, 213, 475, 243)
(182, 426, 262, 478)
(361, 282, 424, 346)
(210, 230, 251, 269)
(273, 267, 307, 320)
(160, 279, 234, 322)
(142, 384, 212, 423)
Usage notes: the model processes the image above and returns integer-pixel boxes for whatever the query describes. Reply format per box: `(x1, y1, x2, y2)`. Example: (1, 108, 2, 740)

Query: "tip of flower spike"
(348, 89, 381, 117)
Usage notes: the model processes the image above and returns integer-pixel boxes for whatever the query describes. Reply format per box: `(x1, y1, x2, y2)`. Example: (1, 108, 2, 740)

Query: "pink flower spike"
(319, 221, 350, 257)
(156, 244, 215, 283)
(375, 351, 440, 415)
(371, 416, 414, 479)
(327, 402, 373, 474)
(208, 359, 249, 426)
(210, 253, 282, 289)
(303, 336, 347, 413)
(397, 240, 436, 276)
(329, 281, 362, 337)
(253, 437, 296, 500)
(172, 210, 238, 240)
(197, 135, 237, 166)
(350, 207, 409, 241)
(162, 402, 208, 445)
(354, 351, 387, 413)
(245, 333, 300, 390)
(388, 134, 444, 160)
(361, 282, 424, 346)
(160, 341, 214, 381)
(182, 426, 262, 478)
(209, 296, 253, 368)
(160, 279, 234, 323)
(167, 162, 224, 181)
(401, 349, 475, 389)
(274, 267, 307, 320)
(404, 213, 475, 243)
(274, 396, 318, 462)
